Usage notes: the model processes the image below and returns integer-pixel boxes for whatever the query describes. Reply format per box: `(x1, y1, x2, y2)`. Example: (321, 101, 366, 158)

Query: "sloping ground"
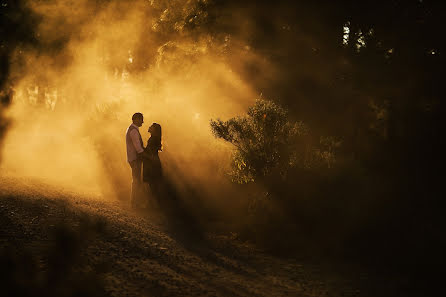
(0, 176, 365, 297)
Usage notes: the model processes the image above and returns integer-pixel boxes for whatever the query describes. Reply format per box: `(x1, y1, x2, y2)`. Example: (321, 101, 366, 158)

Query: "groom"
(126, 112, 144, 208)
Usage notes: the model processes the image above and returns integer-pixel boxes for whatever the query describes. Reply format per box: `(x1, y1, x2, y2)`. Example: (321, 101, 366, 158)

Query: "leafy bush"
(210, 98, 311, 184)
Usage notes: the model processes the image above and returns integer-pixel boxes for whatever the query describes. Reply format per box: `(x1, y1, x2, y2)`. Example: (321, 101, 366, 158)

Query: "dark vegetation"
(1, 0, 445, 296)
(0, 0, 38, 155)
(206, 1, 445, 294)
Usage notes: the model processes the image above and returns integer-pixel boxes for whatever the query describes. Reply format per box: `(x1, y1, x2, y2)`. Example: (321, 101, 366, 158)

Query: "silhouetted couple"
(125, 112, 163, 209)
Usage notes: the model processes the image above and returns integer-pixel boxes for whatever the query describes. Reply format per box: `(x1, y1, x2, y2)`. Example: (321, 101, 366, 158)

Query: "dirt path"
(0, 176, 363, 297)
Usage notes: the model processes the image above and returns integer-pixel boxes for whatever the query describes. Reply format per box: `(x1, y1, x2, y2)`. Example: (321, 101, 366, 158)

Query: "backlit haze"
(0, 0, 261, 200)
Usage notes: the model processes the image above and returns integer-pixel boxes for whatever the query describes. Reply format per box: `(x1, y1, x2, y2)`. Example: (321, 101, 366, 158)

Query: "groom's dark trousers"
(129, 159, 142, 207)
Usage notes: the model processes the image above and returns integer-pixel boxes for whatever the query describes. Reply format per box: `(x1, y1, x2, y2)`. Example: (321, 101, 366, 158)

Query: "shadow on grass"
(0, 197, 108, 297)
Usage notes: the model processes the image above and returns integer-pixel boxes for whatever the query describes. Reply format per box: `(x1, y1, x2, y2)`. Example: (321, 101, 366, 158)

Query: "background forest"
(1, 0, 445, 295)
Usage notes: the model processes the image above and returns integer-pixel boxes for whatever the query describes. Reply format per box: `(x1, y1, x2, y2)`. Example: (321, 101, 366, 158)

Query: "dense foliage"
(210, 99, 308, 183)
(210, 99, 342, 184)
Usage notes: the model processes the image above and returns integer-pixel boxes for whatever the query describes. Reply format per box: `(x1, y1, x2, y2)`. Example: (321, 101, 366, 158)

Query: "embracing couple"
(125, 112, 163, 209)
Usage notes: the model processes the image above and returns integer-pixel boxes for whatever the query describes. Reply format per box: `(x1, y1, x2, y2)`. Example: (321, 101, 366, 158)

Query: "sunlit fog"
(1, 0, 259, 197)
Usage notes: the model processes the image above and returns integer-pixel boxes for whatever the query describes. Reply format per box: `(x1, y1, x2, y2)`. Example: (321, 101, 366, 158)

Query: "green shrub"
(210, 98, 312, 184)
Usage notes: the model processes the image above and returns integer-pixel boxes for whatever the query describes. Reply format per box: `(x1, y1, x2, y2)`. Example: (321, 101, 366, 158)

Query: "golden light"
(0, 0, 259, 200)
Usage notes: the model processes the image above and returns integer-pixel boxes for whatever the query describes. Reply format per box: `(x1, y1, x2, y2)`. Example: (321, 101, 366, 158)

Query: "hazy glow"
(1, 0, 259, 199)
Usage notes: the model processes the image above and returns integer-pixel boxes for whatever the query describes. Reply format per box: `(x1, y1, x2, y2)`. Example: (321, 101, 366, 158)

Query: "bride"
(142, 123, 163, 199)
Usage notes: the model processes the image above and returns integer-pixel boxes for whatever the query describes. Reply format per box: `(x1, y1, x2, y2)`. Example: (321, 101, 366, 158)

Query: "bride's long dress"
(142, 137, 162, 195)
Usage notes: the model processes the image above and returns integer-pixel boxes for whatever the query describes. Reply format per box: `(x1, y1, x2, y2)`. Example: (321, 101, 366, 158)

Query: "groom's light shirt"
(126, 124, 144, 163)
